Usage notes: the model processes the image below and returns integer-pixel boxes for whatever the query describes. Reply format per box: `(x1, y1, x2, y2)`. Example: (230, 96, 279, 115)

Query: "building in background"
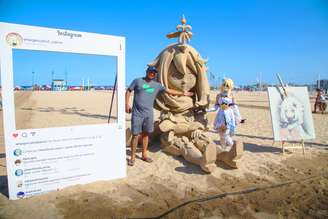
(317, 79, 328, 93)
(52, 79, 67, 91)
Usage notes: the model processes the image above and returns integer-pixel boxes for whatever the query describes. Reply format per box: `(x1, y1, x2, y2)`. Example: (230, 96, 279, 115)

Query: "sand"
(14, 91, 118, 129)
(0, 91, 327, 219)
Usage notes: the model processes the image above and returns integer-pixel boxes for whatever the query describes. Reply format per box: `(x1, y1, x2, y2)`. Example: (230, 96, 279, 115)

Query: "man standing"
(314, 88, 326, 113)
(125, 66, 193, 166)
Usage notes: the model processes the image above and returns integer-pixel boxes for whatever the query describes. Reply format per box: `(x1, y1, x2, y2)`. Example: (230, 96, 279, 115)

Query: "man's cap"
(146, 66, 158, 74)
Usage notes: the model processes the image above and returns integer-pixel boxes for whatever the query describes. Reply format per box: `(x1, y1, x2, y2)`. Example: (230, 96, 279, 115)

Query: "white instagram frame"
(0, 22, 126, 200)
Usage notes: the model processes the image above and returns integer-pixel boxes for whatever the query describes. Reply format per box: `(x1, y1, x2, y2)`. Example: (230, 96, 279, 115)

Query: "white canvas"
(268, 86, 315, 141)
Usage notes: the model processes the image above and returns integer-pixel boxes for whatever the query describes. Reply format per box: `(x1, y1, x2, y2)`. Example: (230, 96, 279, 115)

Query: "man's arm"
(165, 88, 193, 97)
(126, 79, 138, 113)
(125, 89, 132, 113)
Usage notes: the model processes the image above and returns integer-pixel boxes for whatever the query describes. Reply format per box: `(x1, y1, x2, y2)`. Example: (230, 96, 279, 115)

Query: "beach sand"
(0, 91, 327, 219)
(14, 91, 118, 130)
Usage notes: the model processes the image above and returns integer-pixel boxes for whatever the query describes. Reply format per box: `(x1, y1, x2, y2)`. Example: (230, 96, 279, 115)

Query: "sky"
(12, 50, 117, 87)
(1, 0, 328, 86)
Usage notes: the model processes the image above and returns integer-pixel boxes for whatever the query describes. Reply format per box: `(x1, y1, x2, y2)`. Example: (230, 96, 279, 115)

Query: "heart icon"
(12, 133, 18, 138)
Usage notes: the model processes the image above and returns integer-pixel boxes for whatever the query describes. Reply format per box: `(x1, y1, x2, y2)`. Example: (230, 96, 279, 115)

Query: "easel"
(272, 140, 305, 155)
(271, 74, 306, 155)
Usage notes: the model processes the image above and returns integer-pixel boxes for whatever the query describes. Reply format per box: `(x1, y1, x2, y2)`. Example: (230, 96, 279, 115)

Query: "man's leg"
(129, 114, 142, 165)
(141, 132, 150, 159)
(141, 115, 154, 162)
(314, 102, 318, 113)
(129, 134, 139, 164)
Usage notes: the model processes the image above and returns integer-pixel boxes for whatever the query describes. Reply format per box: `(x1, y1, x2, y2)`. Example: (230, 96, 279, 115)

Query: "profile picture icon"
(16, 191, 25, 199)
(13, 149, 22, 156)
(15, 169, 23, 176)
(15, 159, 22, 166)
(16, 180, 23, 188)
(6, 32, 23, 47)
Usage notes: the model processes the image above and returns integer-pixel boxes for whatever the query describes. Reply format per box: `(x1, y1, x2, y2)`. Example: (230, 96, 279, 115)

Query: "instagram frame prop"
(0, 22, 126, 200)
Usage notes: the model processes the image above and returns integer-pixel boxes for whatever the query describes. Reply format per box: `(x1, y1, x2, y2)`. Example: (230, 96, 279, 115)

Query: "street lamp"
(51, 70, 54, 91)
(32, 71, 35, 90)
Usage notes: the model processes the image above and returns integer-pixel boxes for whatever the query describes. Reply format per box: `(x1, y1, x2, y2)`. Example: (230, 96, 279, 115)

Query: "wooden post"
(278, 140, 305, 155)
(301, 139, 305, 155)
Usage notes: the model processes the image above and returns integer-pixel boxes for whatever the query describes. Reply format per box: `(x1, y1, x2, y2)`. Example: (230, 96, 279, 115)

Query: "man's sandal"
(141, 157, 153, 163)
(127, 159, 135, 166)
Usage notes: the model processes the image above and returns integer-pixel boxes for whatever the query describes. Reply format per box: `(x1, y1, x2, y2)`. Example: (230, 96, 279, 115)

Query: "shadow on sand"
(236, 133, 274, 141)
(21, 107, 117, 121)
(237, 134, 328, 150)
(244, 142, 282, 153)
(173, 156, 208, 175)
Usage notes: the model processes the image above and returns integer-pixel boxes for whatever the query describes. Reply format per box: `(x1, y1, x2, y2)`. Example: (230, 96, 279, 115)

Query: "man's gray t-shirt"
(128, 77, 166, 117)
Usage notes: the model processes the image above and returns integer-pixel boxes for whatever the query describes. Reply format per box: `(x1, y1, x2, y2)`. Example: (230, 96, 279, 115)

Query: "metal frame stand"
(108, 74, 117, 123)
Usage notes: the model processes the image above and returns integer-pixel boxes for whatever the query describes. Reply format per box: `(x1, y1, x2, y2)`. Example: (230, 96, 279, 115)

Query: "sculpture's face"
(168, 64, 196, 92)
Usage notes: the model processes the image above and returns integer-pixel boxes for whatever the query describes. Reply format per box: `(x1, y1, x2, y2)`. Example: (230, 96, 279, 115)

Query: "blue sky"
(12, 50, 117, 87)
(1, 0, 328, 86)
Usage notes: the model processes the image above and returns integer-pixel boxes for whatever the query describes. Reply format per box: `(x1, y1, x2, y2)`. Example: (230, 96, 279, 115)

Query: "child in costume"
(215, 78, 245, 123)
(210, 78, 244, 169)
(213, 97, 236, 151)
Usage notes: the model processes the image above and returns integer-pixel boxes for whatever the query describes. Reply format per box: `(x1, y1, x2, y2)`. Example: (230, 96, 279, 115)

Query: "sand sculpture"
(148, 16, 243, 172)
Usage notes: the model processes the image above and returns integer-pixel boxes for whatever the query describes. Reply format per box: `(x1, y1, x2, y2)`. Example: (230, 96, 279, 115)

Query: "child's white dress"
(214, 106, 236, 152)
(215, 91, 243, 122)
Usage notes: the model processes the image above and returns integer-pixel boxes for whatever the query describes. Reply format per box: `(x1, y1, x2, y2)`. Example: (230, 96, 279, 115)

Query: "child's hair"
(220, 78, 234, 92)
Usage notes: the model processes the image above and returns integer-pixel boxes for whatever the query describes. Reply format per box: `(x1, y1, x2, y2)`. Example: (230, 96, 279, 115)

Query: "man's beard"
(146, 75, 155, 80)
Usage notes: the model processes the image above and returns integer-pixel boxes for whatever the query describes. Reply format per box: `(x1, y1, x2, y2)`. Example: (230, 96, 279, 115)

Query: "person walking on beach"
(314, 88, 326, 113)
(214, 97, 237, 149)
(125, 66, 193, 166)
(215, 78, 245, 124)
(213, 97, 242, 168)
